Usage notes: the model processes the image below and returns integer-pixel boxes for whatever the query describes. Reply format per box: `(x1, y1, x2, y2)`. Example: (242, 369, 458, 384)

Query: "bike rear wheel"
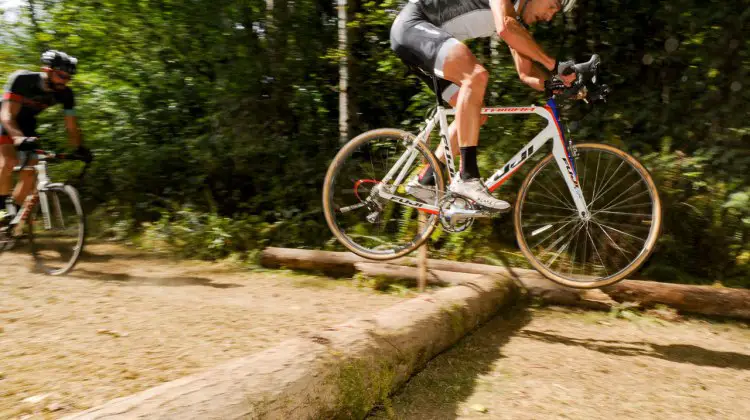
(29, 184, 86, 275)
(515, 143, 662, 289)
(322, 128, 444, 260)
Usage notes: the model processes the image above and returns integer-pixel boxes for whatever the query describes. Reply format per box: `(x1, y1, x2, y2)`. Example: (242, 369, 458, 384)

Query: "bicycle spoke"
(592, 152, 616, 203)
(596, 190, 652, 213)
(592, 220, 635, 261)
(523, 201, 577, 211)
(534, 176, 575, 210)
(588, 161, 626, 208)
(581, 224, 589, 274)
(590, 151, 603, 203)
(586, 227, 609, 277)
(594, 220, 648, 243)
(543, 170, 577, 209)
(523, 215, 579, 229)
(593, 210, 652, 218)
(566, 222, 586, 277)
(593, 177, 644, 213)
(542, 220, 585, 268)
(531, 216, 581, 250)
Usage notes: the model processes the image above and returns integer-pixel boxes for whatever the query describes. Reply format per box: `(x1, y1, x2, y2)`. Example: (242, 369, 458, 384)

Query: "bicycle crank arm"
(441, 208, 495, 223)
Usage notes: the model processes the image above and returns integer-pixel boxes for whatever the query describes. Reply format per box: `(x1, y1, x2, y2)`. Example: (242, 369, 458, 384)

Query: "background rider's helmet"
(561, 0, 577, 13)
(40, 50, 78, 75)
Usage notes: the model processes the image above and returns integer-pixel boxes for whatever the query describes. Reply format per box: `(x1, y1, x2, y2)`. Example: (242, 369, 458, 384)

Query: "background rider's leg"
(13, 156, 37, 206)
(0, 144, 18, 210)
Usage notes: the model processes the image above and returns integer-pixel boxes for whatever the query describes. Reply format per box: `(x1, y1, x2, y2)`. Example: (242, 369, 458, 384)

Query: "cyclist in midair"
(0, 50, 91, 224)
(390, 0, 576, 210)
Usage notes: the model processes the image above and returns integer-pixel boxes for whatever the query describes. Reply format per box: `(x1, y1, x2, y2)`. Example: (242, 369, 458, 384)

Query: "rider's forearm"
(65, 116, 82, 147)
(1, 104, 24, 138)
(68, 130, 82, 147)
(497, 18, 556, 72)
(0, 119, 24, 139)
(511, 49, 549, 92)
(519, 73, 546, 92)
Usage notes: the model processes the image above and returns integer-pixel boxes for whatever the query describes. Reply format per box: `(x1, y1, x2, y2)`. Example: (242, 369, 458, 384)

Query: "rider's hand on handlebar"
(72, 145, 93, 163)
(13, 136, 38, 152)
(556, 60, 577, 86)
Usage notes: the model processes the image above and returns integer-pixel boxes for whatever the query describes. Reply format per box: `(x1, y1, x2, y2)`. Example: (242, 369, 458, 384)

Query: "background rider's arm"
(65, 115, 82, 147)
(490, 0, 556, 72)
(0, 101, 24, 138)
(62, 88, 81, 147)
(510, 48, 548, 91)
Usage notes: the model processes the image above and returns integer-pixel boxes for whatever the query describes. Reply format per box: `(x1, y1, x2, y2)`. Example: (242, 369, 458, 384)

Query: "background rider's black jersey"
(0, 70, 75, 142)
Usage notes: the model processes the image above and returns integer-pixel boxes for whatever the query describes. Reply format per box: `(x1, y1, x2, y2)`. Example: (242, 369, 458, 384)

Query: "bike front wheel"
(322, 128, 445, 260)
(515, 143, 662, 289)
(29, 184, 86, 275)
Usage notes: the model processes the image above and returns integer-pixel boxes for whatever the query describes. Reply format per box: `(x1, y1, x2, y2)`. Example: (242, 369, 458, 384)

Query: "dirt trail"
(370, 306, 750, 419)
(0, 243, 405, 419)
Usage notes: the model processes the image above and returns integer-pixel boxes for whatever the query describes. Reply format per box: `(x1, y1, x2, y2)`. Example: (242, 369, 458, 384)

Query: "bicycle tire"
(29, 184, 86, 275)
(322, 128, 445, 260)
(514, 143, 662, 289)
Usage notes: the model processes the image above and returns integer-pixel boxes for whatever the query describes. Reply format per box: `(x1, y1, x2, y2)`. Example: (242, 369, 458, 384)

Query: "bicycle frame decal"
(377, 101, 590, 217)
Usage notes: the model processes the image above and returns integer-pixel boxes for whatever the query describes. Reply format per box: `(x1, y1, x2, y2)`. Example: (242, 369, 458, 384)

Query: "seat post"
(431, 76, 445, 108)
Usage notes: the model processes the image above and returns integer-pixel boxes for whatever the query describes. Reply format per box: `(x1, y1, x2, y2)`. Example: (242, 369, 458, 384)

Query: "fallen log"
(354, 262, 477, 289)
(260, 248, 750, 319)
(354, 261, 613, 311)
(64, 274, 519, 419)
(605, 280, 750, 319)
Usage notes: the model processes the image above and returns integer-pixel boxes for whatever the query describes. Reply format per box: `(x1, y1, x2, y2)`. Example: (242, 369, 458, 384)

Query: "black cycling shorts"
(390, 1, 461, 103)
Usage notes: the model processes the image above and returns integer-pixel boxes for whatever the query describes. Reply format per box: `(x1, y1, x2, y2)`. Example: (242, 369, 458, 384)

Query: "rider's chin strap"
(516, 0, 531, 30)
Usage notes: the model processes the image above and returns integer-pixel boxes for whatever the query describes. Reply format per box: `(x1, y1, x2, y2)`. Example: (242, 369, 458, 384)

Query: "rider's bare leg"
(419, 91, 488, 186)
(439, 41, 487, 181)
(14, 158, 36, 205)
(0, 144, 16, 198)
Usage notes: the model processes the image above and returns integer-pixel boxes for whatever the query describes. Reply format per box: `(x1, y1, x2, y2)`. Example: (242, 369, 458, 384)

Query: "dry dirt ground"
(370, 306, 750, 420)
(0, 243, 406, 419)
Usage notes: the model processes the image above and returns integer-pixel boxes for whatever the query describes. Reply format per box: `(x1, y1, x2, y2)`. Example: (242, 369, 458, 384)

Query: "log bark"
(604, 280, 750, 319)
(354, 262, 479, 288)
(64, 275, 519, 419)
(355, 262, 613, 310)
(260, 248, 750, 319)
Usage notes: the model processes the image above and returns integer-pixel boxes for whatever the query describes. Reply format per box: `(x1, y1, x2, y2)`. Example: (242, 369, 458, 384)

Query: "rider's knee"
(463, 66, 489, 92)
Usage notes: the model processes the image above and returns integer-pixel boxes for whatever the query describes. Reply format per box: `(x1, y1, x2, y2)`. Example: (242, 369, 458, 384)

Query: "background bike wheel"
(514, 143, 662, 289)
(323, 128, 444, 260)
(29, 185, 86, 275)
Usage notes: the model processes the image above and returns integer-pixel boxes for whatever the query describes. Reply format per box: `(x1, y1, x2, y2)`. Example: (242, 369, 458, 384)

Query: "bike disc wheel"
(323, 128, 444, 260)
(515, 143, 662, 289)
(29, 185, 86, 275)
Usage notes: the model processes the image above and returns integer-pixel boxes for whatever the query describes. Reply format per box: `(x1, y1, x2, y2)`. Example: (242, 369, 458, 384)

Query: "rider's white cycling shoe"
(449, 178, 510, 212)
(405, 177, 438, 204)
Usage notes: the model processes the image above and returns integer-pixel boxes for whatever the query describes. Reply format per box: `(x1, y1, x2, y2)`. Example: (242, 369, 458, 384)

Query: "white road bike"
(323, 55, 662, 289)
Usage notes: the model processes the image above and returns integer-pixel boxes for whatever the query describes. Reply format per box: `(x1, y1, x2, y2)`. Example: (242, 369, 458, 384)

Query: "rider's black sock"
(418, 160, 446, 186)
(460, 146, 480, 181)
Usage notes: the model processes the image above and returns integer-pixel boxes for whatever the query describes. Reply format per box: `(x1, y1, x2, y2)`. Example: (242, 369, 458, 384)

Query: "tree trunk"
(338, 0, 349, 143)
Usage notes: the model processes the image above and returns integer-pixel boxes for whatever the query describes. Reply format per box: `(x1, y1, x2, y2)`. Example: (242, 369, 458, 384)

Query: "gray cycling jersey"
(410, 0, 519, 41)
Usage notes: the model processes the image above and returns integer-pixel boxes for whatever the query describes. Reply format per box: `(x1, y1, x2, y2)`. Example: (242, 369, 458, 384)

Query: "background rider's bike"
(0, 146, 91, 275)
(322, 55, 662, 289)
